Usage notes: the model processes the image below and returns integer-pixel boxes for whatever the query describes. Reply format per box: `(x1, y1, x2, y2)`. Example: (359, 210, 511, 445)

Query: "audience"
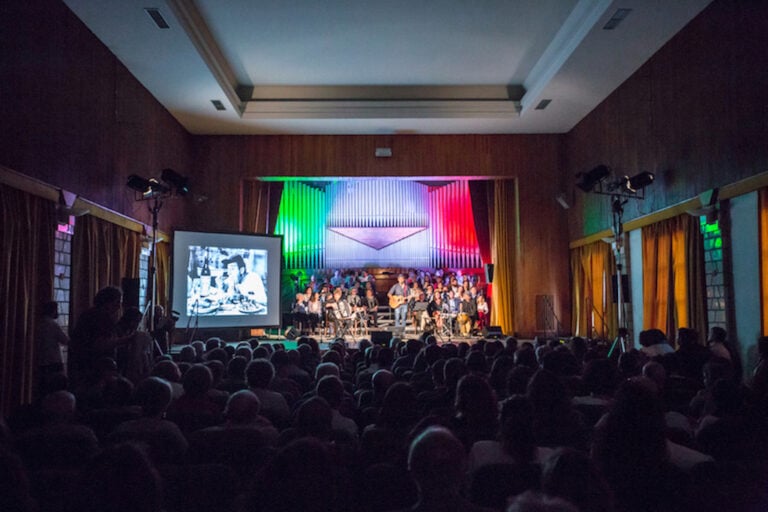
(6, 319, 768, 512)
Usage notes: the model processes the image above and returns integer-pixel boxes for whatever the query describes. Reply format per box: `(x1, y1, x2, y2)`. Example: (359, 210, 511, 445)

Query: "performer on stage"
(364, 288, 379, 327)
(459, 291, 478, 336)
(291, 292, 309, 333)
(307, 292, 323, 333)
(476, 294, 489, 330)
(388, 274, 410, 330)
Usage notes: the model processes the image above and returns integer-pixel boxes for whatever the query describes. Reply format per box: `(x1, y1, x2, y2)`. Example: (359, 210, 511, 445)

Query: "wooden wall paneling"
(565, 0, 768, 241)
(0, 0, 193, 233)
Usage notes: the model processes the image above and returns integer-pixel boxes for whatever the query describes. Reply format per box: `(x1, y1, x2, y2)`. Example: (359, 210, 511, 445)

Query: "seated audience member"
(399, 426, 494, 512)
(151, 360, 183, 399)
(360, 382, 418, 467)
(541, 448, 614, 512)
(468, 395, 552, 474)
(83, 376, 142, 440)
(674, 328, 711, 385)
(639, 328, 674, 358)
(166, 363, 223, 432)
(246, 358, 291, 429)
(707, 326, 741, 372)
(76, 443, 162, 512)
(217, 355, 249, 393)
(247, 437, 346, 512)
(187, 390, 277, 476)
(451, 374, 498, 450)
(316, 375, 358, 437)
(15, 390, 99, 471)
(109, 377, 188, 464)
(573, 358, 617, 427)
(591, 378, 685, 512)
(527, 369, 587, 450)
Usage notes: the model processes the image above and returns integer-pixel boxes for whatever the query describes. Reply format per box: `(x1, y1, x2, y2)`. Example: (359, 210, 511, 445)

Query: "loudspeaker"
(611, 275, 631, 303)
(370, 330, 391, 346)
(284, 326, 299, 340)
(535, 294, 554, 332)
(484, 263, 494, 284)
(483, 325, 503, 338)
(121, 278, 140, 309)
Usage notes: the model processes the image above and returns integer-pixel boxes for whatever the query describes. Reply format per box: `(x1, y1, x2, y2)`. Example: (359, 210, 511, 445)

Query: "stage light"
(127, 174, 152, 193)
(576, 165, 610, 192)
(626, 171, 655, 192)
(161, 168, 190, 196)
(144, 178, 170, 198)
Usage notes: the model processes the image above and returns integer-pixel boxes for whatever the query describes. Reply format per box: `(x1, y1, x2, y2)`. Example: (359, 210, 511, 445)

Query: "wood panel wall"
(192, 134, 571, 336)
(0, 0, 193, 232)
(565, 0, 768, 240)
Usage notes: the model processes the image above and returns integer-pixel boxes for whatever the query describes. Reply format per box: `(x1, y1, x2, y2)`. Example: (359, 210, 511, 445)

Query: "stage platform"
(171, 326, 499, 353)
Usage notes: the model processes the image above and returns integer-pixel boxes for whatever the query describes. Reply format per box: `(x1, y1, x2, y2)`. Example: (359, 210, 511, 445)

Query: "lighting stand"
(147, 196, 165, 355)
(608, 195, 629, 356)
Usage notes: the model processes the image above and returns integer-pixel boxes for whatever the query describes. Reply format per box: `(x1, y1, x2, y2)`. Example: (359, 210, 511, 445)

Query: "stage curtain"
(570, 241, 617, 339)
(242, 180, 284, 234)
(642, 215, 706, 342)
(468, 180, 493, 265)
(760, 188, 768, 335)
(155, 240, 171, 311)
(71, 215, 143, 324)
(490, 179, 517, 335)
(0, 183, 56, 415)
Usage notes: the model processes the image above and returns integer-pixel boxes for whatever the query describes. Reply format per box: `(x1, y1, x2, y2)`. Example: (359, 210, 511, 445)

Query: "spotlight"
(161, 168, 190, 196)
(575, 165, 610, 192)
(127, 174, 152, 193)
(626, 171, 655, 192)
(145, 178, 170, 198)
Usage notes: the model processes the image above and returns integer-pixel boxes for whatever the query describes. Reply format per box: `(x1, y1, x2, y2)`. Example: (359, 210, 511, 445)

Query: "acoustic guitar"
(389, 295, 408, 309)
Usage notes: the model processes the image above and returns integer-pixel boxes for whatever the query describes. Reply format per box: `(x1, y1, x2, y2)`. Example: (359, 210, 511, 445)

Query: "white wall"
(729, 192, 762, 376)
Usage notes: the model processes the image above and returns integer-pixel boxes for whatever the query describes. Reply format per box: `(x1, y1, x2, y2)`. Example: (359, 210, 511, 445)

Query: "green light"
(274, 182, 325, 268)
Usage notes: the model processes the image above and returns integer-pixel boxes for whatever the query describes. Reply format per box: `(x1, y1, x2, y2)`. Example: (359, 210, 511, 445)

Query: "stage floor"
(172, 326, 491, 352)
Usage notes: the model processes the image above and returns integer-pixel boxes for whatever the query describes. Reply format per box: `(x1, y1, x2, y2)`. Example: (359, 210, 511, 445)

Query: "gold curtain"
(642, 215, 706, 341)
(570, 241, 617, 339)
(71, 215, 143, 324)
(0, 184, 56, 415)
(760, 188, 768, 335)
(155, 240, 171, 311)
(490, 179, 517, 335)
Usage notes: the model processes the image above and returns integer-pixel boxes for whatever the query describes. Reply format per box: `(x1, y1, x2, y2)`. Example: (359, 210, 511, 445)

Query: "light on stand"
(575, 165, 656, 350)
(125, 170, 191, 353)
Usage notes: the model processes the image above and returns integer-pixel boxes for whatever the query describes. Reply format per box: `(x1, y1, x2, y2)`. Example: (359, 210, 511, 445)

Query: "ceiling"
(63, 0, 711, 135)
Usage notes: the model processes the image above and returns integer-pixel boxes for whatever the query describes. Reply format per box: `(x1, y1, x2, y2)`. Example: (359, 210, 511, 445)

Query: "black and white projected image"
(187, 246, 268, 317)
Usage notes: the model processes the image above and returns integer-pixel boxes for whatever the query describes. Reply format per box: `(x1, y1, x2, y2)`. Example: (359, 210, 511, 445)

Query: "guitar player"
(387, 273, 411, 331)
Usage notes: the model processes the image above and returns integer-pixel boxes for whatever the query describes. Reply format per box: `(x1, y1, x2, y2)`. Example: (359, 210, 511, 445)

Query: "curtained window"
(70, 215, 143, 325)
(570, 241, 617, 339)
(641, 214, 706, 343)
(760, 188, 768, 335)
(0, 183, 56, 415)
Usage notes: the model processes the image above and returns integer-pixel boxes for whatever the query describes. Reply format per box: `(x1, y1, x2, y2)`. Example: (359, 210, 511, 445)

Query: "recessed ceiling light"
(144, 8, 170, 29)
(603, 8, 632, 30)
